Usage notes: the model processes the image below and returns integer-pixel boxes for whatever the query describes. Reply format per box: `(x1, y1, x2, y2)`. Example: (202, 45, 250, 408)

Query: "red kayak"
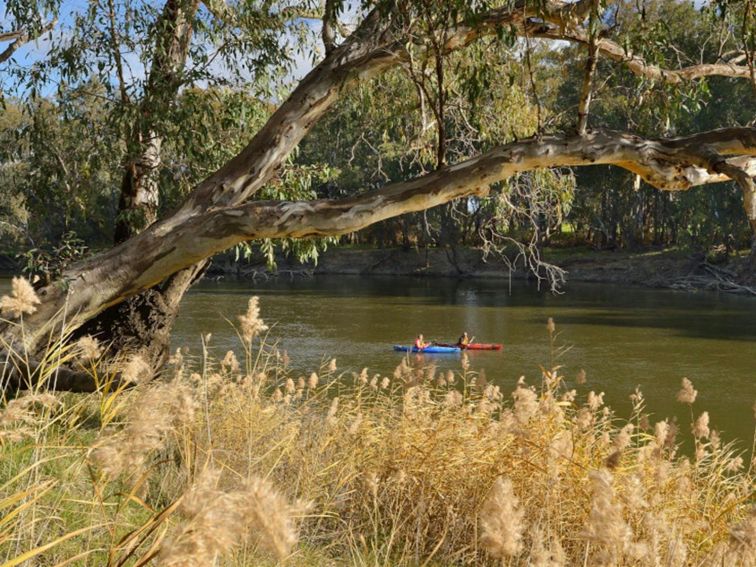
(434, 342, 503, 351)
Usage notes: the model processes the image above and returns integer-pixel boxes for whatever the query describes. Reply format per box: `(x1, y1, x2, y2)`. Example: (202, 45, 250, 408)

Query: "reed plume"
(676, 377, 698, 404)
(0, 276, 40, 318)
(479, 476, 525, 559)
(238, 296, 268, 343)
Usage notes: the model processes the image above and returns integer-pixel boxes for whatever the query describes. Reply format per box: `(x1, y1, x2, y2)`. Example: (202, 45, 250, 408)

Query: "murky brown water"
(3, 275, 755, 446)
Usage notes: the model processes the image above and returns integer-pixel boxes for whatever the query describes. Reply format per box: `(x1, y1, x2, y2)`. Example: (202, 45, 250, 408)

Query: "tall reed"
(0, 286, 753, 565)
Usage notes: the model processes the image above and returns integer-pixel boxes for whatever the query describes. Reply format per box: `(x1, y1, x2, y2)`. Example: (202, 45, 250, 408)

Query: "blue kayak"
(393, 345, 461, 354)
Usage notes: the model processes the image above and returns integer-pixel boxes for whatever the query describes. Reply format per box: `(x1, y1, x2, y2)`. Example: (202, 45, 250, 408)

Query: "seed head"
(90, 382, 196, 480)
(692, 412, 710, 440)
(561, 389, 577, 403)
(676, 378, 698, 404)
(77, 335, 102, 362)
(728, 505, 756, 564)
(710, 430, 721, 451)
(546, 317, 556, 334)
(530, 527, 565, 567)
(326, 397, 339, 425)
(358, 367, 368, 385)
(444, 390, 463, 408)
(159, 468, 307, 565)
(122, 355, 153, 384)
(0, 276, 41, 319)
(576, 368, 587, 385)
(513, 384, 538, 424)
(238, 297, 268, 344)
(221, 350, 240, 374)
(587, 391, 605, 411)
(479, 477, 525, 559)
(348, 412, 363, 435)
(582, 469, 633, 561)
(614, 424, 635, 452)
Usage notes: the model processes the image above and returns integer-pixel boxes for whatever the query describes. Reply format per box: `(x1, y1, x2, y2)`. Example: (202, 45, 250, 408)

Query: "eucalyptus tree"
(548, 0, 755, 249)
(1, 0, 754, 391)
(3, 0, 307, 367)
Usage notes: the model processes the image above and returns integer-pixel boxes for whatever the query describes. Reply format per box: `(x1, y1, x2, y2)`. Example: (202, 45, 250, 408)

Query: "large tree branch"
(8, 127, 752, 351)
(526, 21, 753, 83)
(0, 20, 56, 65)
(213, 131, 756, 240)
(174, 0, 618, 217)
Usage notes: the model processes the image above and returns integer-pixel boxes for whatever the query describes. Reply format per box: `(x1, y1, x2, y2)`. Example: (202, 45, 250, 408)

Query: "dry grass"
(0, 292, 754, 566)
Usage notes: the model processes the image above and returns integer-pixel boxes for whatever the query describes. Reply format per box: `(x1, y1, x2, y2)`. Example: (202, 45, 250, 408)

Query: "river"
(2, 275, 755, 446)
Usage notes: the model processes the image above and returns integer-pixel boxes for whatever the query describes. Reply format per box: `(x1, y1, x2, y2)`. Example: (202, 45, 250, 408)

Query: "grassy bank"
(1, 296, 755, 566)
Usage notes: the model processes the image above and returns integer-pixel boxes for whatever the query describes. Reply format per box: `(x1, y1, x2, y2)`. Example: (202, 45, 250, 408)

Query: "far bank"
(206, 246, 756, 295)
(2, 246, 754, 295)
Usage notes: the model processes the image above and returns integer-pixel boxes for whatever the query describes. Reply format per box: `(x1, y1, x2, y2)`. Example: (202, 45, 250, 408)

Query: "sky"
(0, 0, 717, 100)
(0, 0, 328, 99)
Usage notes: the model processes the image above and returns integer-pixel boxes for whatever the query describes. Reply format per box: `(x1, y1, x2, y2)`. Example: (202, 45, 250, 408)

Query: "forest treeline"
(0, 0, 753, 265)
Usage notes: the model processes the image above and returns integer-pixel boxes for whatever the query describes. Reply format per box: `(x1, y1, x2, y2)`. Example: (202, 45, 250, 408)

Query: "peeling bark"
(114, 0, 200, 243)
(0, 20, 56, 64)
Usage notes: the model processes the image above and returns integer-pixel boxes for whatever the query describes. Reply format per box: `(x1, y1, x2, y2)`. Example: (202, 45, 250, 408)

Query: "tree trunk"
(79, 0, 202, 373)
(744, 190, 756, 277)
(74, 265, 206, 369)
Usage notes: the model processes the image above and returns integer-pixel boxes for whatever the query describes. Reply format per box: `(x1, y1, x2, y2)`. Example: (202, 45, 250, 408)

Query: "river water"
(2, 275, 755, 446)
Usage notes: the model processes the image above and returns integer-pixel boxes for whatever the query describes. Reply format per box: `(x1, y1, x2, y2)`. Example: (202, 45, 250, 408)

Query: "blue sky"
(0, 0, 326, 99)
(0, 0, 717, 100)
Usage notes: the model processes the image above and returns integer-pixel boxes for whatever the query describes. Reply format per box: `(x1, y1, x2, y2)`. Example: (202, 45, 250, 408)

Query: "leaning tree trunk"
(74, 0, 202, 372)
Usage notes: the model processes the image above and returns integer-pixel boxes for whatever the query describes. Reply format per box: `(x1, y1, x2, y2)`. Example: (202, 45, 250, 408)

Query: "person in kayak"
(457, 332, 471, 348)
(415, 334, 430, 350)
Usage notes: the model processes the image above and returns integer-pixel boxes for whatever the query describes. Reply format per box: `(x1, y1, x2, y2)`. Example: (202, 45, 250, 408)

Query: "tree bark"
(82, 0, 201, 375)
(114, 0, 200, 243)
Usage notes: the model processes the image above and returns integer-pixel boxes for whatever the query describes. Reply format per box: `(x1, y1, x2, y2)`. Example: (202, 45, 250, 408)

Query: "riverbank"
(3, 246, 754, 294)
(207, 246, 756, 294)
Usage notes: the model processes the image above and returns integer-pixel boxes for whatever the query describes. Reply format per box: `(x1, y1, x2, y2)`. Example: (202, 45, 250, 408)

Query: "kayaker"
(457, 332, 471, 347)
(414, 334, 429, 350)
